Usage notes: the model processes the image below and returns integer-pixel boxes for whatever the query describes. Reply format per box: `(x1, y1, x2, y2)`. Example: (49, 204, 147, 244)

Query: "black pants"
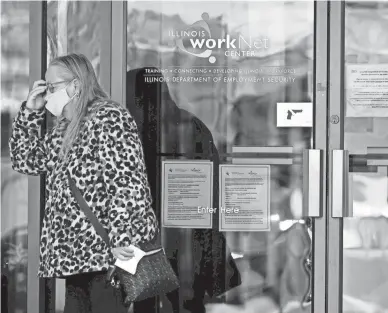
(63, 271, 179, 313)
(63, 271, 127, 313)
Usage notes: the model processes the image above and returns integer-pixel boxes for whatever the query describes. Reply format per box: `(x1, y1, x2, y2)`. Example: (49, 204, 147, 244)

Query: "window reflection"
(47, 0, 103, 79)
(1, 2, 30, 313)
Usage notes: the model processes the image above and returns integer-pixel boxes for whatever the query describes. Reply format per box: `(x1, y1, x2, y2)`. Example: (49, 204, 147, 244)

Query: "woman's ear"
(72, 79, 81, 97)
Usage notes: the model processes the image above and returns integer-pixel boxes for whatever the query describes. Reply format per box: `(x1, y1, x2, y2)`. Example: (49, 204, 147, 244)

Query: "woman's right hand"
(111, 246, 135, 261)
(26, 80, 47, 110)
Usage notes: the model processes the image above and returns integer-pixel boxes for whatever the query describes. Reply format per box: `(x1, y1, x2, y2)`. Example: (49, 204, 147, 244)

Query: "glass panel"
(1, 2, 30, 313)
(344, 1, 388, 312)
(47, 0, 103, 80)
(46, 2, 106, 312)
(126, 2, 314, 312)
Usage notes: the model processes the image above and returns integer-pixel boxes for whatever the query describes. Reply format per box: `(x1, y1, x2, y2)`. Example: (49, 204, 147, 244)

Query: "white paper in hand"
(114, 245, 146, 275)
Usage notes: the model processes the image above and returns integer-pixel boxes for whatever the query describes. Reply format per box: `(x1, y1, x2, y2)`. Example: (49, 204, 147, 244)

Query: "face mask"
(45, 85, 77, 117)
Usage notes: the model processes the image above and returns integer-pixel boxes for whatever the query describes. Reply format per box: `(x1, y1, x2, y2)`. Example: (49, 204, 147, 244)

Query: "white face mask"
(45, 86, 77, 117)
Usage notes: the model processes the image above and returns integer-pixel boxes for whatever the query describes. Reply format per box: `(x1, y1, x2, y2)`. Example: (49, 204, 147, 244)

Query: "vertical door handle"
(301, 149, 322, 308)
(302, 149, 323, 217)
(331, 150, 353, 218)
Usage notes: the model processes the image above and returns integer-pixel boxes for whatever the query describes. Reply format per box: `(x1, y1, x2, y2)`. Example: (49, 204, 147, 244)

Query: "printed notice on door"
(162, 160, 213, 229)
(346, 64, 388, 117)
(219, 165, 270, 232)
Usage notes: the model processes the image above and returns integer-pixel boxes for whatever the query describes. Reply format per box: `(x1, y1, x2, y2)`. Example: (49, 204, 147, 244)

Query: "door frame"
(313, 1, 329, 313)
(327, 2, 348, 313)
(28, 2, 52, 313)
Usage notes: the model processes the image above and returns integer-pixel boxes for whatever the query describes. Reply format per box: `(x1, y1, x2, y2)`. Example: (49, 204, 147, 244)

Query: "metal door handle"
(231, 146, 294, 165)
(331, 150, 353, 218)
(367, 147, 388, 166)
(302, 149, 323, 217)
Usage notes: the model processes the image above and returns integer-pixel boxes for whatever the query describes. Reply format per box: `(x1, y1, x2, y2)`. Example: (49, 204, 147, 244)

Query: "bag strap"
(67, 172, 110, 246)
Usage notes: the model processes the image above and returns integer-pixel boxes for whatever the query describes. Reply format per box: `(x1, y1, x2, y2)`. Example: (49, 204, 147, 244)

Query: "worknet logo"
(169, 13, 270, 63)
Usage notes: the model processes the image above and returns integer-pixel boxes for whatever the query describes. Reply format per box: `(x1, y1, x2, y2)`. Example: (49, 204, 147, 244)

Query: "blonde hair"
(49, 53, 109, 160)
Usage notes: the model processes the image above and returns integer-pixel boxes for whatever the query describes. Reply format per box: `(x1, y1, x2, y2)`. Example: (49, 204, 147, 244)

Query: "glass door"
(328, 1, 388, 313)
(123, 1, 328, 313)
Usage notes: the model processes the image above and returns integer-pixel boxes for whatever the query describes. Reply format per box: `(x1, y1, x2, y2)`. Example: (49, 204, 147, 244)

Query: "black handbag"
(67, 172, 180, 305)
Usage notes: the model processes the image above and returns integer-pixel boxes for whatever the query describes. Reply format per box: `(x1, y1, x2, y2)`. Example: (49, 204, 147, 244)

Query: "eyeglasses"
(46, 80, 70, 93)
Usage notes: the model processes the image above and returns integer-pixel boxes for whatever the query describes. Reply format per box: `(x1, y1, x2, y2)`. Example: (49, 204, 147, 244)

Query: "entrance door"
(328, 2, 388, 313)
(122, 2, 328, 313)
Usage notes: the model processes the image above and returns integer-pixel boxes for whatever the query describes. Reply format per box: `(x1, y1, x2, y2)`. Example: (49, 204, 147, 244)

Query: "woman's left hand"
(111, 246, 135, 261)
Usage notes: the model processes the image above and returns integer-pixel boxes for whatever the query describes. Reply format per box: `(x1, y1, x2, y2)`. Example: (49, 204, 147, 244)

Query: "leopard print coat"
(9, 100, 158, 277)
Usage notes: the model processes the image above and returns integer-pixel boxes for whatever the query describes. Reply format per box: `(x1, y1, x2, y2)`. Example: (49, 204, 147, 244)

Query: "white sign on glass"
(161, 160, 213, 229)
(346, 64, 388, 117)
(219, 165, 271, 232)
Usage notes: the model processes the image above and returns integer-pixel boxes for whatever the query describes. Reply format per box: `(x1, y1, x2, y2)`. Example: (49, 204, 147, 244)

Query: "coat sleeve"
(94, 106, 158, 247)
(9, 102, 50, 175)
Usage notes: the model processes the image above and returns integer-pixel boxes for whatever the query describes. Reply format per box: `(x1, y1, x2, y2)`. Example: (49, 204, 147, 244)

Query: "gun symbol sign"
(287, 109, 303, 120)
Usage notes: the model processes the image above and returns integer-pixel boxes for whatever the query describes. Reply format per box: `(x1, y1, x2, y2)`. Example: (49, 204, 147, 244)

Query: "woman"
(9, 54, 159, 313)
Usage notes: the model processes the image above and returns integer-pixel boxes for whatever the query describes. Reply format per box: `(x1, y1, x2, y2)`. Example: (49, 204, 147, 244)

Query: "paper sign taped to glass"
(161, 160, 213, 229)
(219, 165, 271, 232)
(346, 64, 388, 117)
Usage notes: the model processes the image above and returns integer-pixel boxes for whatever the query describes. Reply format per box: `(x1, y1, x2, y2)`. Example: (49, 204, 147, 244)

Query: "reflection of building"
(1, 3, 30, 313)
(1, 3, 30, 117)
